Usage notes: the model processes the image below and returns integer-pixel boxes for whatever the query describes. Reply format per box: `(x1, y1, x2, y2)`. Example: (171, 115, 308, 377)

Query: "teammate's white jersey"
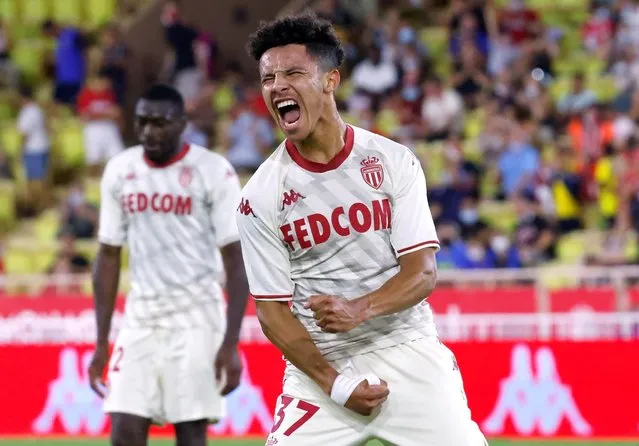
(98, 143, 241, 329)
(236, 125, 440, 361)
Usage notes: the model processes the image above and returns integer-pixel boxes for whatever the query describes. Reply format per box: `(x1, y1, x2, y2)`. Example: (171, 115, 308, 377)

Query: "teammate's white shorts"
(83, 121, 124, 166)
(265, 337, 487, 446)
(103, 326, 224, 425)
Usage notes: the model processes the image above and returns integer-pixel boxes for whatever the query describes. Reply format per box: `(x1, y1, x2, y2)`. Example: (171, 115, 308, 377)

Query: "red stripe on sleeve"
(250, 293, 293, 300)
(397, 240, 440, 254)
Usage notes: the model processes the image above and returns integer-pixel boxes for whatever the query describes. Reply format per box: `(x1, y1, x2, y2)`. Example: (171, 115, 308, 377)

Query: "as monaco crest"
(179, 166, 192, 187)
(360, 156, 384, 189)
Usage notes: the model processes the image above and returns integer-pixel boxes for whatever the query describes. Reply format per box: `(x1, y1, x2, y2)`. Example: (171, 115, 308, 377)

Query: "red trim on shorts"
(285, 125, 354, 173)
(251, 293, 293, 300)
(397, 240, 440, 254)
(143, 143, 190, 168)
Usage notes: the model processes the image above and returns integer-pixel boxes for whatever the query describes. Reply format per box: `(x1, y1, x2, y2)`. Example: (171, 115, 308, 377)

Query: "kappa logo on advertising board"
(209, 352, 273, 435)
(32, 348, 107, 435)
(482, 344, 592, 437)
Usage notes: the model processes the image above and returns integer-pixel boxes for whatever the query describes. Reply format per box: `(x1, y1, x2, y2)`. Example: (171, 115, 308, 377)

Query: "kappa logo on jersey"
(482, 344, 592, 437)
(125, 172, 136, 181)
(32, 348, 107, 435)
(238, 198, 256, 217)
(281, 189, 305, 210)
(121, 193, 192, 215)
(179, 166, 193, 187)
(360, 156, 384, 189)
(280, 198, 391, 250)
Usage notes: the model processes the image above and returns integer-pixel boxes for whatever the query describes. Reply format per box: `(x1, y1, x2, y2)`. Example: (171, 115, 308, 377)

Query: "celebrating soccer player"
(236, 12, 488, 445)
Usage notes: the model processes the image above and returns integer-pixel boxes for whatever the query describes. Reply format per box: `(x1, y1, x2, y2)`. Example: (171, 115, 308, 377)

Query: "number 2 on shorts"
(111, 346, 124, 372)
(271, 395, 320, 436)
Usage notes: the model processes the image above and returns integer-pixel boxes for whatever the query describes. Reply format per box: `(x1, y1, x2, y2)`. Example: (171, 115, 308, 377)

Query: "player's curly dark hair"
(246, 11, 345, 71)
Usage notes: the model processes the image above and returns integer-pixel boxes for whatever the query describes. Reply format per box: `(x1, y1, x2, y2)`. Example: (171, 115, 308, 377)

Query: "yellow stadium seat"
(418, 142, 445, 186)
(84, 178, 100, 206)
(624, 231, 638, 262)
(549, 76, 571, 103)
(0, 122, 21, 159)
(592, 76, 618, 102)
(479, 201, 518, 233)
(34, 245, 57, 272)
(12, 39, 46, 84)
(0, 180, 16, 230)
(21, 0, 50, 24)
(34, 208, 60, 241)
(0, 0, 19, 23)
(527, 0, 553, 9)
(419, 27, 448, 58)
(86, 0, 115, 28)
(336, 78, 354, 103)
(464, 110, 484, 141)
(4, 248, 35, 274)
(75, 239, 98, 261)
(34, 81, 53, 104)
(0, 98, 15, 121)
(538, 262, 579, 289)
(559, 30, 582, 55)
(462, 139, 482, 164)
(52, 0, 82, 25)
(556, 231, 589, 263)
(55, 119, 85, 168)
(212, 83, 235, 116)
(375, 109, 399, 137)
(479, 168, 499, 200)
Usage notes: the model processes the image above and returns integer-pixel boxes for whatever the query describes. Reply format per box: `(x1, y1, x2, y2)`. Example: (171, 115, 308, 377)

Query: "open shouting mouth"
(275, 99, 302, 131)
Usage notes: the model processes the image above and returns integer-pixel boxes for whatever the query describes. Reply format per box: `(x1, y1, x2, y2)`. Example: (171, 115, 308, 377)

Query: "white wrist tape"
(329, 373, 381, 406)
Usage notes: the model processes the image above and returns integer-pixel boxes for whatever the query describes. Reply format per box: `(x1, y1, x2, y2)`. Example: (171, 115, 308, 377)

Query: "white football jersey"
(236, 125, 440, 361)
(98, 143, 241, 329)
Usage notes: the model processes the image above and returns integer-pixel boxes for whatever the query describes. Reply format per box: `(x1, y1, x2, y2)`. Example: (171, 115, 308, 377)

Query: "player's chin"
(278, 116, 307, 140)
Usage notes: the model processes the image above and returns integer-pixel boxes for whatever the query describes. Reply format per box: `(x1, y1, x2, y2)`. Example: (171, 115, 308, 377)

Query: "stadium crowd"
(1, 0, 639, 279)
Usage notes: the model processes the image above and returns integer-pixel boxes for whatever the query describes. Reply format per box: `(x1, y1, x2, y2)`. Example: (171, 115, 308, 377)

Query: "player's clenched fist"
(345, 378, 390, 416)
(305, 295, 366, 333)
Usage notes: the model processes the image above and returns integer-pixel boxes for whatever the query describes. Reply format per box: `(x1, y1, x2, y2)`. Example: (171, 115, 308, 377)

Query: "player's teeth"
(277, 100, 297, 109)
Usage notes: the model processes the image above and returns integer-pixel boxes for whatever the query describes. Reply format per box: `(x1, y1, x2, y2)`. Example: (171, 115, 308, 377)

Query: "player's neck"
(297, 109, 347, 164)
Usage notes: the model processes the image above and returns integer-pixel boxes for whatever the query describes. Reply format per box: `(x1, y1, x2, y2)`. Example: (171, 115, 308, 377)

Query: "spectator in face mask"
(457, 224, 496, 269)
(434, 222, 468, 270)
(458, 195, 487, 238)
(489, 231, 522, 268)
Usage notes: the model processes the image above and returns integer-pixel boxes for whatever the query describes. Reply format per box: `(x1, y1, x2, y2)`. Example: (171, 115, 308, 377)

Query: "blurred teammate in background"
(237, 12, 486, 446)
(88, 84, 249, 446)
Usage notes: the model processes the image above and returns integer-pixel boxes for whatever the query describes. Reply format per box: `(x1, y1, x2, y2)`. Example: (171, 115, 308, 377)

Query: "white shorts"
(83, 121, 124, 166)
(103, 326, 224, 425)
(266, 337, 487, 446)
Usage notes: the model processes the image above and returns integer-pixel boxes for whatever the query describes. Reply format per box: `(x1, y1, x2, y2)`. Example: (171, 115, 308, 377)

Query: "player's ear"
(324, 69, 340, 93)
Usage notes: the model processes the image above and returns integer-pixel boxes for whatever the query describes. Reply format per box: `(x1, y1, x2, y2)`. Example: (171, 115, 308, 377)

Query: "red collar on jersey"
(284, 125, 354, 173)
(143, 143, 190, 168)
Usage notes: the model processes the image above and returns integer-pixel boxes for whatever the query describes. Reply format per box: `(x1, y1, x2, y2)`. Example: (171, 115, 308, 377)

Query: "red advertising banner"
(0, 286, 631, 319)
(0, 341, 637, 439)
(1, 295, 638, 439)
(0, 343, 284, 437)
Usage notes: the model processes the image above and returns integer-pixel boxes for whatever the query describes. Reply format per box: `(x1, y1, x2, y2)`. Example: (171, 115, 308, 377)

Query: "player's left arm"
(308, 149, 439, 332)
(209, 161, 250, 394)
(219, 241, 249, 347)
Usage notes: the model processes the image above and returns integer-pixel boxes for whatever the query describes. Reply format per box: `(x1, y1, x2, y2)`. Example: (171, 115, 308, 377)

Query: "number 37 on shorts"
(266, 395, 321, 444)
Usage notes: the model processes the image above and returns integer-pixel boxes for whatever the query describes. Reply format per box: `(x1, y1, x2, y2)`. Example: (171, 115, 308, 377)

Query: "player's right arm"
(236, 193, 388, 415)
(88, 160, 127, 397)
